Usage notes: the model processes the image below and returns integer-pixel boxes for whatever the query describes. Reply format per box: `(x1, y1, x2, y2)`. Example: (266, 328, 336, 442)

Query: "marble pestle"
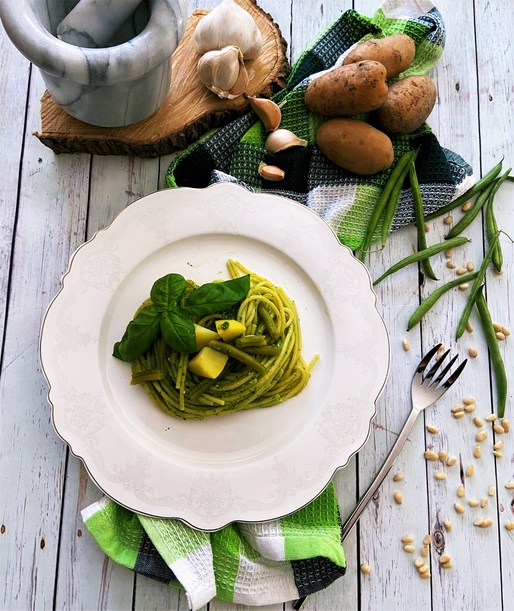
(57, 0, 144, 48)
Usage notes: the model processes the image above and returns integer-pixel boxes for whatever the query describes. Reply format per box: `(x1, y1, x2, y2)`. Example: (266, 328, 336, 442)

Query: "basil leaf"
(183, 275, 250, 316)
(160, 307, 196, 354)
(150, 273, 187, 311)
(113, 307, 162, 362)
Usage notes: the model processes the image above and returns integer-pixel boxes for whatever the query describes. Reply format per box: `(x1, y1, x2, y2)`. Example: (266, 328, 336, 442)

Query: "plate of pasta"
(40, 182, 389, 530)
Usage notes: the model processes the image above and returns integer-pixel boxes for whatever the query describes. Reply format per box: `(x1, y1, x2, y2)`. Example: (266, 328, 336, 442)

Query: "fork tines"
(417, 343, 467, 390)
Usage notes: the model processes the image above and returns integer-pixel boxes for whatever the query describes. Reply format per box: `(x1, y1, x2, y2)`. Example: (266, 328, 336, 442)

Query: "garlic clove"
(194, 0, 263, 60)
(248, 97, 282, 131)
(258, 161, 285, 181)
(197, 45, 247, 99)
(265, 129, 308, 153)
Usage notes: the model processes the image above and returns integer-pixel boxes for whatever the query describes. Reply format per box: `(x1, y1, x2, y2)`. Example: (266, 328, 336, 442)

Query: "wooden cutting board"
(35, 0, 289, 157)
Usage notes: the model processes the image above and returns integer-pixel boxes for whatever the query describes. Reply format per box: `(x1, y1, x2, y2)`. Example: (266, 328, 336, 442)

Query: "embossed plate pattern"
(40, 183, 390, 530)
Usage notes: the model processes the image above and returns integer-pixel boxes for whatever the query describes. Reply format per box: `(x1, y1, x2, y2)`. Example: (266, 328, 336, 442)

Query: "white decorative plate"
(40, 183, 389, 530)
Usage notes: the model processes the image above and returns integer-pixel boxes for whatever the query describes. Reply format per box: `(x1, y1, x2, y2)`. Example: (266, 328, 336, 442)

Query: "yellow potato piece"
(215, 319, 246, 341)
(188, 347, 228, 379)
(194, 324, 220, 351)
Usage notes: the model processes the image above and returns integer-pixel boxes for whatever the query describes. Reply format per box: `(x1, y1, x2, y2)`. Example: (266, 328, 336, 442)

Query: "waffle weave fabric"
(165, 0, 473, 251)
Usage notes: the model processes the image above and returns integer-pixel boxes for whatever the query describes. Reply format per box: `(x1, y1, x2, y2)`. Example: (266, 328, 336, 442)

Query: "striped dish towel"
(166, 0, 473, 251)
(82, 483, 345, 610)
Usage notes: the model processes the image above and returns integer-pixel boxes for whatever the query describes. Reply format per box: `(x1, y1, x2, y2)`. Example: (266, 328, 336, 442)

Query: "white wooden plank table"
(1, 1, 514, 610)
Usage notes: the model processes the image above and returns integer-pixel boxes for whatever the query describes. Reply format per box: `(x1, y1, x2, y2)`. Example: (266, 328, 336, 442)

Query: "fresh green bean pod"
(235, 335, 267, 348)
(358, 150, 416, 262)
(424, 159, 503, 221)
(242, 346, 282, 355)
(445, 178, 499, 240)
(485, 195, 503, 271)
(407, 271, 479, 331)
(409, 161, 438, 280)
(475, 287, 507, 418)
(455, 234, 499, 339)
(257, 302, 279, 339)
(373, 236, 469, 286)
(209, 340, 267, 373)
(130, 370, 165, 385)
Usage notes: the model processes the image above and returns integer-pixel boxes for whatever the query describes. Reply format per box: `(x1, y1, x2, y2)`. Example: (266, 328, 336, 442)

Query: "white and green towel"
(82, 483, 345, 609)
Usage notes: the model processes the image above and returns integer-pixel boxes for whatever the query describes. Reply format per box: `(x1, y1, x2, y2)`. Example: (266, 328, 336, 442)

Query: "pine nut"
(464, 404, 476, 413)
(446, 456, 457, 466)
(452, 405, 464, 414)
(394, 492, 403, 504)
(393, 472, 404, 482)
(493, 323, 503, 332)
(447, 261, 457, 269)
(445, 248, 454, 258)
(421, 545, 429, 557)
(466, 464, 475, 477)
(485, 414, 497, 422)
(455, 503, 465, 514)
(494, 268, 504, 275)
(459, 283, 470, 291)
(423, 534, 431, 546)
(493, 440, 504, 450)
(442, 561, 453, 569)
(474, 417, 484, 428)
(480, 518, 493, 528)
(424, 450, 439, 461)
(505, 522, 514, 531)
(466, 321, 474, 333)
(402, 338, 411, 351)
(402, 535, 415, 544)
(489, 485, 496, 496)
(439, 450, 448, 462)
(414, 558, 425, 568)
(469, 499, 479, 507)
(476, 431, 488, 442)
(468, 347, 478, 358)
(502, 327, 511, 337)
(453, 411, 466, 419)
(474, 518, 485, 527)
(457, 485, 465, 498)
(463, 397, 476, 405)
(419, 564, 430, 574)
(502, 419, 510, 433)
(462, 202, 472, 211)
(493, 450, 503, 458)
(493, 424, 505, 434)
(466, 262, 475, 272)
(361, 563, 372, 574)
(496, 331, 506, 341)
(456, 267, 468, 275)
(439, 553, 451, 564)
(505, 482, 514, 489)
(480, 497, 488, 508)
(443, 520, 452, 532)
(403, 544, 415, 553)
(424, 223, 430, 233)
(426, 425, 439, 434)
(474, 446, 483, 459)
(435, 471, 447, 480)
(421, 572, 431, 579)
(444, 215, 453, 225)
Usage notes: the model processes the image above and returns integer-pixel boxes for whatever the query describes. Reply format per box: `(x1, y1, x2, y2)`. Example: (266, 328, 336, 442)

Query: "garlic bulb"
(197, 45, 249, 99)
(195, 0, 263, 59)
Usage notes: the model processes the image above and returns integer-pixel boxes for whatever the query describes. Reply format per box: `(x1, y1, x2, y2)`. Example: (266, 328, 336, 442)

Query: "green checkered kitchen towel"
(82, 483, 345, 609)
(166, 0, 473, 251)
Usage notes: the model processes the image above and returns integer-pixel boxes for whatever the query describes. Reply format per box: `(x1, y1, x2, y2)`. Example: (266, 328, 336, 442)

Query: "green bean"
(358, 150, 416, 262)
(407, 271, 479, 331)
(424, 159, 503, 221)
(188, 362, 235, 402)
(409, 160, 438, 280)
(455, 234, 499, 339)
(485, 194, 503, 272)
(475, 287, 507, 418)
(381, 151, 419, 247)
(130, 370, 165, 385)
(235, 335, 267, 348)
(209, 340, 267, 373)
(258, 302, 279, 339)
(445, 179, 498, 240)
(373, 236, 469, 286)
(242, 346, 282, 355)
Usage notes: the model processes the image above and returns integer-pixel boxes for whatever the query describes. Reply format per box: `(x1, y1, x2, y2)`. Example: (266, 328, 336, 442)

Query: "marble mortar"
(0, 0, 188, 127)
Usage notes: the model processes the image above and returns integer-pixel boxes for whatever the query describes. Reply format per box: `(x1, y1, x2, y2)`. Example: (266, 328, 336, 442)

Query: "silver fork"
(293, 344, 466, 610)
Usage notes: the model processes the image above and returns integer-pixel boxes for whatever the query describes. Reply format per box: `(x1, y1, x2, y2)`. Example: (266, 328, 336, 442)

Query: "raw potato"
(373, 75, 437, 135)
(343, 34, 416, 79)
(304, 60, 388, 117)
(317, 118, 394, 175)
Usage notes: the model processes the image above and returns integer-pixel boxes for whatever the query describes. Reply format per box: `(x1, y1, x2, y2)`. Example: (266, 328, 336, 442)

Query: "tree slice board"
(34, 0, 289, 157)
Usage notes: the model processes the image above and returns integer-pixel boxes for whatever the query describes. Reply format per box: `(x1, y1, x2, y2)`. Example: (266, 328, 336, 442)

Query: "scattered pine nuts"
(466, 321, 474, 333)
(468, 499, 479, 507)
(468, 347, 478, 358)
(453, 411, 466, 419)
(420, 572, 431, 579)
(493, 323, 503, 333)
(394, 492, 403, 504)
(505, 482, 514, 489)
(423, 534, 431, 546)
(439, 450, 448, 462)
(393, 472, 404, 482)
(480, 518, 493, 528)
(485, 414, 497, 422)
(462, 201, 472, 211)
(474, 444, 483, 458)
(494, 268, 504, 275)
(459, 283, 470, 291)
(474, 518, 485, 527)
(502, 327, 511, 337)
(466, 262, 475, 272)
(446, 456, 457, 466)
(402, 338, 411, 351)
(496, 331, 506, 341)
(452, 405, 464, 414)
(445, 248, 453, 258)
(444, 215, 454, 225)
(439, 553, 451, 564)
(489, 485, 496, 496)
(414, 558, 425, 568)
(466, 464, 475, 477)
(424, 450, 439, 461)
(424, 223, 430, 233)
(463, 397, 476, 405)
(474, 417, 484, 428)
(442, 561, 453, 569)
(418, 564, 430, 574)
(426, 425, 439, 434)
(505, 522, 514, 531)
(435, 471, 447, 480)
(476, 431, 488, 442)
(480, 497, 488, 508)
(361, 563, 372, 574)
(464, 404, 476, 413)
(456, 267, 468, 275)
(455, 503, 466, 514)
(502, 419, 510, 433)
(493, 450, 503, 458)
(443, 520, 452, 532)
(421, 546, 429, 557)
(457, 485, 466, 498)
(447, 261, 457, 269)
(494, 440, 504, 450)
(403, 544, 416, 553)
(402, 535, 415, 544)
(493, 424, 505, 434)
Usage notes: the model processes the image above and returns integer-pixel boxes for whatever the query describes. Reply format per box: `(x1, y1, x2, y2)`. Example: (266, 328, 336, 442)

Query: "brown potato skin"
(317, 118, 394, 175)
(342, 34, 416, 79)
(304, 60, 388, 117)
(373, 75, 437, 135)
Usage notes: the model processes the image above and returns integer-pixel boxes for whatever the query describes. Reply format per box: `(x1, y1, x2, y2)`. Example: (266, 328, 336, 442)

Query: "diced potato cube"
(188, 347, 228, 379)
(194, 324, 220, 351)
(215, 319, 246, 341)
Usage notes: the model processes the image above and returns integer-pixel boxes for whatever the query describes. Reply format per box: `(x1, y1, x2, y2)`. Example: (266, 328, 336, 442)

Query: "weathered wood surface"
(1, 1, 513, 610)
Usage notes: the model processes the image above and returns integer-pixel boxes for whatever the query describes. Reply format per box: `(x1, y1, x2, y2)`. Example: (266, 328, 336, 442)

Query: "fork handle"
(340, 408, 420, 541)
